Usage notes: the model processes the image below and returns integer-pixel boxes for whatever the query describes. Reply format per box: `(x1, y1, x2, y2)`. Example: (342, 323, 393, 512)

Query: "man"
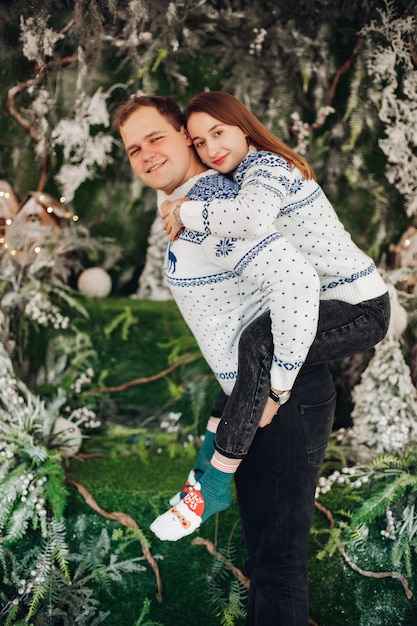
(113, 95, 335, 625)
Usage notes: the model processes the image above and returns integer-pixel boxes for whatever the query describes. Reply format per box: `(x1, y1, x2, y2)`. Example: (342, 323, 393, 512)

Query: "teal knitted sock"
(194, 427, 217, 475)
(169, 423, 217, 506)
(198, 462, 233, 522)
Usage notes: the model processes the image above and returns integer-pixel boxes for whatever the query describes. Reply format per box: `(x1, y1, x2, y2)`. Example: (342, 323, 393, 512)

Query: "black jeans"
(235, 364, 336, 625)
(214, 292, 390, 458)
(209, 293, 389, 625)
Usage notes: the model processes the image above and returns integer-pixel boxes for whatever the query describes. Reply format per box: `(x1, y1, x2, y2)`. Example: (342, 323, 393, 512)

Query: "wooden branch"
(314, 500, 413, 600)
(89, 354, 203, 393)
(291, 37, 365, 137)
(325, 37, 364, 110)
(191, 536, 319, 625)
(37, 153, 50, 192)
(6, 75, 45, 142)
(191, 536, 250, 588)
(67, 478, 163, 603)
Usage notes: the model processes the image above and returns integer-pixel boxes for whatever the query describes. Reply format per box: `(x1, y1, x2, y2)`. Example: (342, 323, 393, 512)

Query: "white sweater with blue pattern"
(179, 150, 387, 305)
(159, 170, 320, 395)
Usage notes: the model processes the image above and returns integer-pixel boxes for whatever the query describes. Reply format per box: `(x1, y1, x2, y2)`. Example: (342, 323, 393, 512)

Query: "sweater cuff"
(270, 364, 300, 393)
(180, 201, 207, 232)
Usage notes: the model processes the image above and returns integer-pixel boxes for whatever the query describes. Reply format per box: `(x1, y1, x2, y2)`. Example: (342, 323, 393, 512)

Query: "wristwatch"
(269, 389, 291, 405)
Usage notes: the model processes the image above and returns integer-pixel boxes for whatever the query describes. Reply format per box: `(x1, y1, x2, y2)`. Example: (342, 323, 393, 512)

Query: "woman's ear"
(183, 126, 193, 146)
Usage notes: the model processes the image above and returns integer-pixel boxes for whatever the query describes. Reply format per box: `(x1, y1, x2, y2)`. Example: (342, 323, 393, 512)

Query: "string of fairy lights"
(0, 184, 79, 257)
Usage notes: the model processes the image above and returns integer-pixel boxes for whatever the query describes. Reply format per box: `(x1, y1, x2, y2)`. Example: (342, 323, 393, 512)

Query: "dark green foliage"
(73, 298, 217, 425)
(2, 3, 417, 623)
(205, 541, 248, 625)
(65, 437, 246, 625)
(1, 0, 412, 299)
(308, 449, 417, 625)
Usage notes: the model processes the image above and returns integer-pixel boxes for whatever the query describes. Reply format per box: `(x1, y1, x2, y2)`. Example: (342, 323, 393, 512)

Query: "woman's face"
(186, 111, 249, 174)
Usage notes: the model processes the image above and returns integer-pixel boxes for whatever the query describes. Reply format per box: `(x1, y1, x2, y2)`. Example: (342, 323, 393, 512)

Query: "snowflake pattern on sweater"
(179, 151, 387, 306)
(161, 170, 320, 394)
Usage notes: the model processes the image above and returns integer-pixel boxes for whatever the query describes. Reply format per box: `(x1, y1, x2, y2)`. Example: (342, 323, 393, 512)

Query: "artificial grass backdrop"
(30, 298, 416, 625)
(67, 433, 246, 626)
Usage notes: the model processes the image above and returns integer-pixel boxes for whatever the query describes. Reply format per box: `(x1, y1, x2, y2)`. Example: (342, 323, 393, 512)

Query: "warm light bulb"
(72, 214, 79, 222)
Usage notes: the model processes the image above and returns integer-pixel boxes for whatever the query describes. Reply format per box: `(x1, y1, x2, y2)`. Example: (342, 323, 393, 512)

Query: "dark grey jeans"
(213, 292, 390, 458)
(236, 364, 336, 625)
(213, 293, 389, 625)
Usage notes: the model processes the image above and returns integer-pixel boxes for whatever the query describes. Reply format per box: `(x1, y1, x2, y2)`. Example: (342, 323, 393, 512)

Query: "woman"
(162, 90, 390, 507)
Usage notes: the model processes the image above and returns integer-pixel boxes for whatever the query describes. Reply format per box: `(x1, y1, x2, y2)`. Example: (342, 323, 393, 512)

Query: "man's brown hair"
(113, 94, 185, 132)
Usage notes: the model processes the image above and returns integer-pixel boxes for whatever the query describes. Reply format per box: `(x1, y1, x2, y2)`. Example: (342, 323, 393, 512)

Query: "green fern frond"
(137, 40, 161, 79)
(103, 305, 138, 341)
(20, 443, 49, 465)
(351, 472, 417, 527)
(335, 509, 354, 520)
(187, 378, 211, 425)
(47, 281, 89, 318)
(4, 504, 33, 543)
(0, 471, 22, 510)
(151, 47, 169, 73)
(391, 533, 413, 578)
(3, 604, 19, 626)
(348, 522, 369, 543)
(157, 335, 200, 364)
(397, 504, 417, 540)
(27, 578, 50, 619)
(165, 376, 184, 402)
(342, 58, 367, 124)
(370, 453, 406, 471)
(133, 597, 164, 626)
(49, 519, 70, 581)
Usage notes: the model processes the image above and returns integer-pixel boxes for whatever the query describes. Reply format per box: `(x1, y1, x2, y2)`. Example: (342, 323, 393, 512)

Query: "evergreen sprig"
(351, 471, 417, 528)
(317, 447, 417, 580)
(204, 543, 247, 626)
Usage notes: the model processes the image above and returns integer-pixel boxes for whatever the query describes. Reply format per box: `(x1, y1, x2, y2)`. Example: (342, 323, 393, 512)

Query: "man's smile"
(146, 160, 166, 173)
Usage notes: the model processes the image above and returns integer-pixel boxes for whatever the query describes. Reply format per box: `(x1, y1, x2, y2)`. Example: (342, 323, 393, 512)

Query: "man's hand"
(161, 198, 187, 241)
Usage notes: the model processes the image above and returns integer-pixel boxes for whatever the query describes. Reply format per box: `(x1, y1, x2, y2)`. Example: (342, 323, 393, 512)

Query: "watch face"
(280, 391, 290, 404)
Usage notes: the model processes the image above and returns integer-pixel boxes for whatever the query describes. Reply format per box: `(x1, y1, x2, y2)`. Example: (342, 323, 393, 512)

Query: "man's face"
(120, 106, 198, 195)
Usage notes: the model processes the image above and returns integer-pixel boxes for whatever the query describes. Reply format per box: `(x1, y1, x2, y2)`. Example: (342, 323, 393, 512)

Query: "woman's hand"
(161, 198, 187, 241)
(258, 389, 290, 428)
(258, 396, 280, 428)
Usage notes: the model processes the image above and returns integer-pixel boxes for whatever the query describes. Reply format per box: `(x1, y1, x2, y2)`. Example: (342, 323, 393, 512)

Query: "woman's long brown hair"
(184, 91, 316, 181)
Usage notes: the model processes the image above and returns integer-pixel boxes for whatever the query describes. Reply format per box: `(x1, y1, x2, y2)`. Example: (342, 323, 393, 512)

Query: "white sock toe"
(151, 488, 204, 541)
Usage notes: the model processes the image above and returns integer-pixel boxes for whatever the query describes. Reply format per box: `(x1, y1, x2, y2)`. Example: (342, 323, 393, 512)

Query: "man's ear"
(182, 126, 192, 146)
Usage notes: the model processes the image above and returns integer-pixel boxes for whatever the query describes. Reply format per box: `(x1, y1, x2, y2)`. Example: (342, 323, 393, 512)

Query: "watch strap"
(269, 389, 291, 405)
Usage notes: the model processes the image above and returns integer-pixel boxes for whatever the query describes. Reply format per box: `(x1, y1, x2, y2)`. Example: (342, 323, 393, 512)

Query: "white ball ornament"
(77, 267, 112, 299)
(52, 417, 83, 458)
